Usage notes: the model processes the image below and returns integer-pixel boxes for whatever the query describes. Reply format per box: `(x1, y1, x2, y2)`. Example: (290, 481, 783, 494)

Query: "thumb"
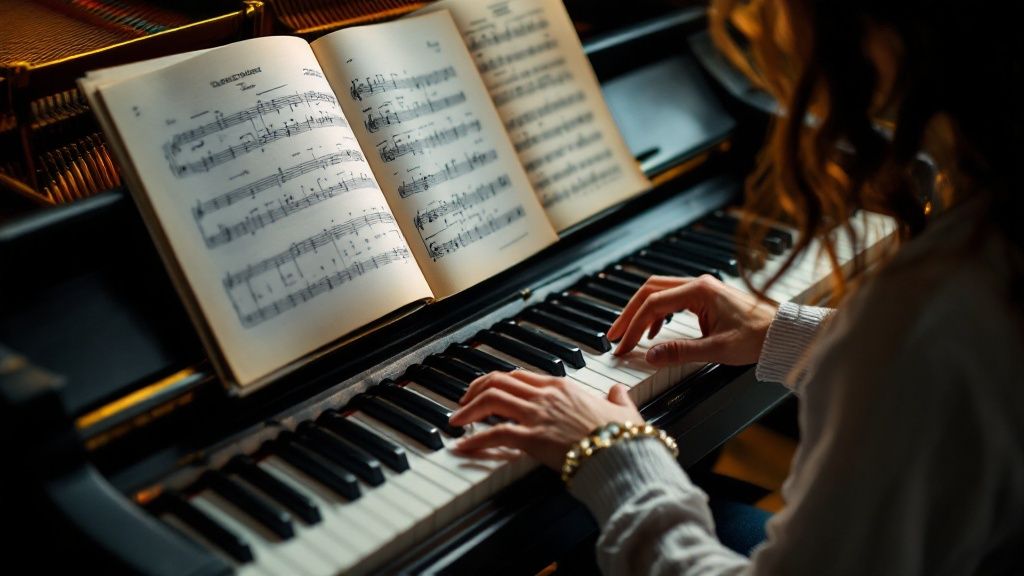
(645, 336, 723, 366)
(607, 384, 633, 407)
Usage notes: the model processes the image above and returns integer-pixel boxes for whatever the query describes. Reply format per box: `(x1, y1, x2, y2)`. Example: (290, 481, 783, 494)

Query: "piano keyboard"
(147, 209, 895, 575)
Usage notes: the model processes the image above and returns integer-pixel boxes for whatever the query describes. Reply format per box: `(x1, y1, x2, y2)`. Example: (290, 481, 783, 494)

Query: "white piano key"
(160, 514, 271, 576)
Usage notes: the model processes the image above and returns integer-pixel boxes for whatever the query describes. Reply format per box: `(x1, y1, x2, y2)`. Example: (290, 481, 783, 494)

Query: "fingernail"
(647, 345, 664, 363)
(449, 410, 462, 425)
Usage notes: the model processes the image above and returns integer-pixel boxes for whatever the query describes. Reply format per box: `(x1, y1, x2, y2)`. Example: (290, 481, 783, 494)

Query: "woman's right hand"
(607, 274, 778, 367)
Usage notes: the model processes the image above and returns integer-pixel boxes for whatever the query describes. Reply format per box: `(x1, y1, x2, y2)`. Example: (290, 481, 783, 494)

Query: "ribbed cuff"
(568, 437, 709, 527)
(755, 302, 834, 386)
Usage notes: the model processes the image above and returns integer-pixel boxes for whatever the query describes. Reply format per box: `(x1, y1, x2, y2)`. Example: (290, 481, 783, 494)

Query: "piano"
(0, 4, 896, 575)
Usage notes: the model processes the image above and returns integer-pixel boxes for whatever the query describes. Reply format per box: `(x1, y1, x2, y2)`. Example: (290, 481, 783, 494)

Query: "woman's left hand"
(449, 370, 643, 470)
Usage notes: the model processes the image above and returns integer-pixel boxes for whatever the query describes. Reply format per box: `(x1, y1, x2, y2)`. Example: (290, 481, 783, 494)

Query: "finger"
(645, 334, 728, 366)
(607, 384, 636, 409)
(614, 286, 694, 355)
(607, 276, 690, 340)
(452, 422, 533, 454)
(504, 369, 564, 388)
(462, 370, 543, 405)
(450, 387, 538, 426)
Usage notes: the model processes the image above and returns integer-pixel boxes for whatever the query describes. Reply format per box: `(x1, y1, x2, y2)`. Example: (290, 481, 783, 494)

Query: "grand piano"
(0, 2, 894, 574)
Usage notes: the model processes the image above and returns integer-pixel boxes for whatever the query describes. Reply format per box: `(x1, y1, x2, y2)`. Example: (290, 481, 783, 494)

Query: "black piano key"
(537, 301, 611, 333)
(493, 320, 585, 369)
(446, 343, 517, 373)
(270, 436, 361, 501)
(695, 219, 786, 255)
(163, 492, 254, 564)
(711, 210, 794, 248)
(652, 238, 739, 275)
(595, 270, 642, 292)
(204, 470, 295, 540)
(549, 293, 619, 325)
(518, 307, 612, 353)
(351, 394, 444, 450)
(675, 228, 740, 253)
(403, 364, 468, 403)
(574, 279, 631, 308)
(228, 455, 321, 524)
(423, 353, 485, 385)
(637, 249, 723, 280)
(317, 411, 409, 473)
(295, 423, 386, 486)
(373, 381, 465, 437)
(475, 329, 566, 376)
(603, 265, 650, 287)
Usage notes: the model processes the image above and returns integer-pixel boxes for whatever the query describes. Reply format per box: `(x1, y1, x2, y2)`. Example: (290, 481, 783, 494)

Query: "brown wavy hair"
(709, 0, 1022, 302)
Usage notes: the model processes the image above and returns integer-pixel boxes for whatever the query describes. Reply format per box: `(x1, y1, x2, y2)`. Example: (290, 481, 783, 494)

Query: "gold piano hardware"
(649, 139, 732, 189)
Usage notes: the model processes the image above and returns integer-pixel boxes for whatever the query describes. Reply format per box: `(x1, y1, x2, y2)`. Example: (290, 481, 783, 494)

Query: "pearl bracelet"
(561, 421, 679, 485)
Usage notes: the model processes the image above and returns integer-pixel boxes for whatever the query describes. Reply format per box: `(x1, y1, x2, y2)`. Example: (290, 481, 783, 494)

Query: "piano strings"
(396, 149, 499, 198)
(191, 149, 365, 221)
(348, 66, 458, 102)
(203, 173, 379, 248)
(364, 91, 467, 133)
(413, 174, 512, 231)
(424, 205, 526, 261)
(378, 119, 483, 163)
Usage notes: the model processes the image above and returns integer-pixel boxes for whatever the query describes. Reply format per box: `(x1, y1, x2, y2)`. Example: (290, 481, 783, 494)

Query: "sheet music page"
(92, 37, 433, 386)
(419, 0, 651, 231)
(312, 11, 558, 298)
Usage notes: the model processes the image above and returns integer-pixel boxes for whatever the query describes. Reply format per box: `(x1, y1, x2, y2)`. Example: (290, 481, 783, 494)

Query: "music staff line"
(192, 149, 364, 220)
(505, 91, 585, 131)
(349, 66, 457, 102)
(542, 164, 623, 208)
(488, 56, 565, 90)
(464, 16, 549, 52)
(413, 174, 511, 231)
(492, 70, 573, 107)
(364, 91, 467, 133)
(168, 113, 349, 176)
(222, 210, 398, 289)
(424, 205, 527, 260)
(378, 119, 483, 163)
(478, 38, 558, 75)
(167, 90, 337, 149)
(535, 147, 614, 191)
(514, 111, 594, 153)
(233, 246, 412, 328)
(397, 149, 499, 198)
(201, 173, 379, 248)
(524, 130, 602, 174)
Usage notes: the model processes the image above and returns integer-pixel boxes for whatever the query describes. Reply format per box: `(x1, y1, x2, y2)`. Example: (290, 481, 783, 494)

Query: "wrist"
(561, 421, 678, 485)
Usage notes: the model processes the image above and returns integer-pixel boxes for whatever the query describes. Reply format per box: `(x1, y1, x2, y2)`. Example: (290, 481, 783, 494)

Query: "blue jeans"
(708, 497, 772, 557)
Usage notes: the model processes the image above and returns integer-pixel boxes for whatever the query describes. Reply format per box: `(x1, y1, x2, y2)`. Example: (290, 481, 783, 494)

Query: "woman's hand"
(608, 274, 778, 366)
(449, 370, 642, 470)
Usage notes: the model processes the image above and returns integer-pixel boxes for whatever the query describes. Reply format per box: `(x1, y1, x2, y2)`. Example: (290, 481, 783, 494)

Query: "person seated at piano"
(449, 0, 1023, 573)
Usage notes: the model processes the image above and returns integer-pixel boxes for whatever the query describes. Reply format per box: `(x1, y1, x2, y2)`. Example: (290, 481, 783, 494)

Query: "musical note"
(523, 130, 602, 173)
(491, 70, 572, 106)
(363, 91, 466, 133)
(348, 66, 457, 101)
(167, 113, 349, 175)
(541, 163, 623, 209)
(464, 16, 549, 52)
(191, 149, 364, 221)
(534, 148, 613, 193)
(166, 90, 337, 150)
(513, 111, 594, 152)
(378, 119, 483, 163)
(202, 173, 378, 248)
(232, 246, 412, 328)
(424, 205, 526, 260)
(222, 210, 398, 289)
(478, 38, 558, 74)
(396, 149, 499, 198)
(504, 91, 584, 131)
(412, 174, 511, 230)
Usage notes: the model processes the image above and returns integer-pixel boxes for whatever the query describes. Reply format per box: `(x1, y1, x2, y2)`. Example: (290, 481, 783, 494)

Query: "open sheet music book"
(80, 0, 649, 390)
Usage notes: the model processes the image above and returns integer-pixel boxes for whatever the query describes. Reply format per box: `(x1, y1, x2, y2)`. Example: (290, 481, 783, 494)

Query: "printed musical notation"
(222, 210, 409, 327)
(168, 113, 348, 175)
(202, 172, 378, 248)
(378, 119, 482, 163)
(413, 174, 511, 230)
(540, 159, 622, 209)
(478, 38, 558, 75)
(491, 70, 572, 106)
(363, 91, 466, 133)
(464, 16, 549, 52)
(424, 205, 526, 260)
(397, 149, 499, 197)
(514, 111, 593, 152)
(523, 130, 602, 173)
(505, 91, 584, 130)
(191, 149, 364, 220)
(167, 90, 337, 150)
(349, 66, 457, 101)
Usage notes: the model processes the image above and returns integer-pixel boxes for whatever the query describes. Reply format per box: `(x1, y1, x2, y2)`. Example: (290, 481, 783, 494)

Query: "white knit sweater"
(569, 202, 1024, 575)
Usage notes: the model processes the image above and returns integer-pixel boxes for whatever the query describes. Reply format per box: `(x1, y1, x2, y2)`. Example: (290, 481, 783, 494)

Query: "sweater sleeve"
(755, 302, 834, 388)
